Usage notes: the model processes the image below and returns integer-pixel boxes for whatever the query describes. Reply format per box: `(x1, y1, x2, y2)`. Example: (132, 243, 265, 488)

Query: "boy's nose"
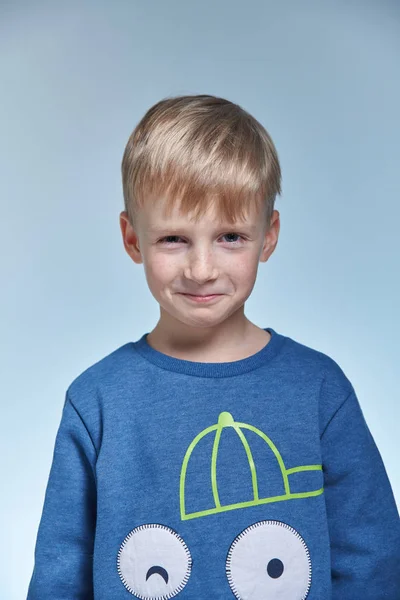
(183, 257, 219, 284)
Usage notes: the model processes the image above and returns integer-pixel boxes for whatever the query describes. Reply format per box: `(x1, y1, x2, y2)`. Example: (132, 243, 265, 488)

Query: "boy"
(27, 94, 400, 599)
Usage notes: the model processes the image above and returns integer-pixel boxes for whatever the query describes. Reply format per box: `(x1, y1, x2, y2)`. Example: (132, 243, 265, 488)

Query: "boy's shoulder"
(282, 331, 355, 422)
(282, 330, 353, 385)
(65, 341, 134, 412)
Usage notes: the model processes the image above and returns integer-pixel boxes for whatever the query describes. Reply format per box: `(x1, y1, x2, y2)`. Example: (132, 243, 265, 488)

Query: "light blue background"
(1, 2, 399, 598)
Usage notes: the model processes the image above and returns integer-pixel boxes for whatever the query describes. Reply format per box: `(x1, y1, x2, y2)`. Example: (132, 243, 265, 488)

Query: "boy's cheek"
(145, 254, 178, 277)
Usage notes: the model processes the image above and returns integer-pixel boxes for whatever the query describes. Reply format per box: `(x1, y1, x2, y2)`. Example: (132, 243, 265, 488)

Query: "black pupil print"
(266, 558, 284, 579)
(146, 565, 169, 583)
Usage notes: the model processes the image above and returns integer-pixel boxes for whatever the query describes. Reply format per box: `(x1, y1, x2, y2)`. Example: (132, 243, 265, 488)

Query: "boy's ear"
(119, 211, 143, 264)
(259, 210, 280, 263)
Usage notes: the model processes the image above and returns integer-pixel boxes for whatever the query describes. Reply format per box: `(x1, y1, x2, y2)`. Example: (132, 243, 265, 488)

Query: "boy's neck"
(145, 319, 271, 363)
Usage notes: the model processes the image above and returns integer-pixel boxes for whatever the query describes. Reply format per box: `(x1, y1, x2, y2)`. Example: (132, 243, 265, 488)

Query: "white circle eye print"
(117, 523, 192, 599)
(226, 520, 312, 600)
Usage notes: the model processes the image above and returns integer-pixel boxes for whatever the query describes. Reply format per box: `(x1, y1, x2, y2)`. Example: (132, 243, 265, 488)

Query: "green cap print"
(180, 411, 324, 521)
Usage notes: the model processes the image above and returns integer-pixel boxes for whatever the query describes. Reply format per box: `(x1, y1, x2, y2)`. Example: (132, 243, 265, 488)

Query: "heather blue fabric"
(26, 327, 400, 599)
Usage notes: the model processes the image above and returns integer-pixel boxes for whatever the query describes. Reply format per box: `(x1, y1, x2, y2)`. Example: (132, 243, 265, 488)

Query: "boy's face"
(119, 198, 280, 331)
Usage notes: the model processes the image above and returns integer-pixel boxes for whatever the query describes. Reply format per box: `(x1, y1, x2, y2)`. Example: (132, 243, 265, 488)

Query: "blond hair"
(121, 94, 282, 230)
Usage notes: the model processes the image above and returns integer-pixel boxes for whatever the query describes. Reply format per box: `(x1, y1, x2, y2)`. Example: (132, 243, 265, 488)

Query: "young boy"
(27, 94, 400, 599)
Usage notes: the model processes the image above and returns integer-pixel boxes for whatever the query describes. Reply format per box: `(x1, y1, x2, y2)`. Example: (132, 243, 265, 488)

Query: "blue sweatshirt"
(26, 326, 400, 599)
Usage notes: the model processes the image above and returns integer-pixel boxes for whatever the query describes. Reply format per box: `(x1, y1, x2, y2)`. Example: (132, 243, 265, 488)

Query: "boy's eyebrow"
(148, 224, 258, 233)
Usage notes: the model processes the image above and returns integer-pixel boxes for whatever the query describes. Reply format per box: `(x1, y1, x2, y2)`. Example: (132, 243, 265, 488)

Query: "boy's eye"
(158, 233, 245, 245)
(222, 233, 245, 244)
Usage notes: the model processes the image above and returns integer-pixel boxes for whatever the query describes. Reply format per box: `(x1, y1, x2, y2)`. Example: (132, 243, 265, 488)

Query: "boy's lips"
(179, 293, 224, 303)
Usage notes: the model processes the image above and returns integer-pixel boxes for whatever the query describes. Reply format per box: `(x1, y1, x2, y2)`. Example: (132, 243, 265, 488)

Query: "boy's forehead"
(139, 198, 261, 232)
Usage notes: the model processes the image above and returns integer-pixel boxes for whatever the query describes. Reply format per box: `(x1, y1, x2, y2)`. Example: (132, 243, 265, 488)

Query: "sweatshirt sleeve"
(320, 388, 400, 598)
(26, 391, 97, 600)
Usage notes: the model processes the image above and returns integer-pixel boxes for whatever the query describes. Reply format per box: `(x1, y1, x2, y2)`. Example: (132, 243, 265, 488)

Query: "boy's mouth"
(180, 293, 223, 303)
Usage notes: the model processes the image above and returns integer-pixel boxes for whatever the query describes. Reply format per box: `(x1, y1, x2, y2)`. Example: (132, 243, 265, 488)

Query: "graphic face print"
(117, 410, 318, 598)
